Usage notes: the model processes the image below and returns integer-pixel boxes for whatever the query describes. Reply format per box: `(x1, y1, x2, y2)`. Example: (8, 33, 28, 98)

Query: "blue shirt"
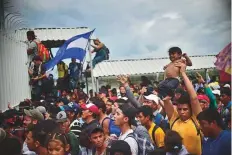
(69, 62, 80, 78)
(202, 130, 231, 155)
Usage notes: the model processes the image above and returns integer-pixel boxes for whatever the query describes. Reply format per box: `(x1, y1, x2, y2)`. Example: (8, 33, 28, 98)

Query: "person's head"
(174, 88, 185, 101)
(176, 91, 192, 121)
(27, 30, 36, 41)
(98, 89, 107, 99)
(197, 108, 224, 137)
(32, 56, 43, 66)
(0, 137, 22, 155)
(24, 109, 44, 125)
(23, 115, 33, 128)
(60, 102, 80, 121)
(220, 87, 231, 105)
(93, 38, 101, 45)
(88, 125, 105, 148)
(164, 130, 183, 153)
(197, 95, 210, 111)
(119, 86, 126, 94)
(36, 106, 47, 119)
(137, 105, 153, 126)
(94, 99, 107, 115)
(56, 111, 70, 133)
(212, 89, 221, 104)
(62, 90, 67, 97)
(168, 47, 182, 62)
(26, 120, 59, 153)
(106, 99, 113, 115)
(143, 94, 159, 111)
(114, 103, 137, 128)
(106, 140, 132, 155)
(80, 103, 99, 121)
(71, 58, 76, 63)
(47, 132, 70, 155)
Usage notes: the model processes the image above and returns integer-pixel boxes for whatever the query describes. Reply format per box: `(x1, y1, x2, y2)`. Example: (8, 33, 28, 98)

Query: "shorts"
(158, 78, 180, 99)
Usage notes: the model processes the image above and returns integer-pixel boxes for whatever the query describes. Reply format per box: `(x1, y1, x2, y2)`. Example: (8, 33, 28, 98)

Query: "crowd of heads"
(0, 46, 231, 155)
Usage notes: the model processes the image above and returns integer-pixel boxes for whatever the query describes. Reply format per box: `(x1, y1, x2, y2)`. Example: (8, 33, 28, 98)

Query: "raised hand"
(196, 72, 205, 84)
(174, 61, 186, 73)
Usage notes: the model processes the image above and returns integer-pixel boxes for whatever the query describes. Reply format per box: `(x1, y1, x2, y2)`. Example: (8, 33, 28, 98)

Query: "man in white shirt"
(114, 102, 138, 155)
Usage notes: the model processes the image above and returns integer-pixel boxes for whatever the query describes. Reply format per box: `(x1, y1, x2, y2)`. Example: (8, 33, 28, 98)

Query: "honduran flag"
(45, 29, 95, 71)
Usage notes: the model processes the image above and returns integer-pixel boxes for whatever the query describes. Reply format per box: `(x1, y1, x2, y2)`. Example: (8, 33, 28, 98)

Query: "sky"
(8, 0, 231, 60)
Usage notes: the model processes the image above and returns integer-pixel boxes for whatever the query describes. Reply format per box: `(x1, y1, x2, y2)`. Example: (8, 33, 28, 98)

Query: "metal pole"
(85, 73, 89, 95)
(0, 0, 4, 31)
(88, 40, 95, 96)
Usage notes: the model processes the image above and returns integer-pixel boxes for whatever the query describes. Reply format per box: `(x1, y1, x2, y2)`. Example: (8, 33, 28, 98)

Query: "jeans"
(92, 56, 106, 68)
(158, 78, 179, 99)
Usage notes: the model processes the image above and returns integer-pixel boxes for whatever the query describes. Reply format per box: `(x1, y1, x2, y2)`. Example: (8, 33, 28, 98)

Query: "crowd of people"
(0, 43, 231, 155)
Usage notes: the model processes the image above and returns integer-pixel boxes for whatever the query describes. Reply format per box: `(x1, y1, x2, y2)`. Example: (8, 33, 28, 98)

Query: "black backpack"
(105, 47, 110, 60)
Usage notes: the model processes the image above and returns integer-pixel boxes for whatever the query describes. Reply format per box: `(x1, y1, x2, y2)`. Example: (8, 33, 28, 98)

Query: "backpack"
(125, 125, 155, 155)
(105, 47, 110, 60)
(102, 117, 121, 137)
(34, 41, 50, 63)
(151, 124, 165, 147)
(171, 117, 202, 139)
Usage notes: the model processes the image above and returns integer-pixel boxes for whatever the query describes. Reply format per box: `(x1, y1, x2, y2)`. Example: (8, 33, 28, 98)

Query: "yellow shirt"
(170, 110, 202, 155)
(148, 122, 165, 148)
(57, 63, 68, 78)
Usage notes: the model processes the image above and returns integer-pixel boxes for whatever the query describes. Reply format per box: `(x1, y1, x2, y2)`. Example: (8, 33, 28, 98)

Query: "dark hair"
(32, 120, 59, 147)
(115, 99, 127, 106)
(90, 128, 104, 136)
(27, 30, 36, 38)
(111, 88, 117, 96)
(46, 132, 70, 147)
(176, 91, 191, 105)
(197, 108, 224, 129)
(168, 47, 182, 54)
(164, 130, 183, 153)
(0, 137, 22, 155)
(221, 87, 231, 97)
(138, 105, 153, 121)
(107, 99, 114, 104)
(94, 99, 106, 113)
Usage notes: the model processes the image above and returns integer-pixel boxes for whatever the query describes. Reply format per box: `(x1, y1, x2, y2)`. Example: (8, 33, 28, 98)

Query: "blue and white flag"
(45, 29, 94, 71)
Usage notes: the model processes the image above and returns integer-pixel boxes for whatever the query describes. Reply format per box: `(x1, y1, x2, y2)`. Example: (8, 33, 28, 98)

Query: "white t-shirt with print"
(118, 129, 138, 155)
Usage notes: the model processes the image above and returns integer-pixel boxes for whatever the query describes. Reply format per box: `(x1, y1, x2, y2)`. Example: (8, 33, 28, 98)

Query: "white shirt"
(118, 129, 138, 155)
(22, 141, 36, 155)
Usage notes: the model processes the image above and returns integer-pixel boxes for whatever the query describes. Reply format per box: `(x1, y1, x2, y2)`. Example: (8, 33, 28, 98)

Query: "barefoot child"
(158, 47, 192, 99)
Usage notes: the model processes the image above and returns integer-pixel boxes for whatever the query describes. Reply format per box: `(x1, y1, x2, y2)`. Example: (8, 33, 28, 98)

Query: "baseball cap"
(212, 90, 220, 96)
(80, 103, 99, 115)
(144, 94, 159, 104)
(24, 109, 44, 121)
(60, 102, 80, 114)
(223, 84, 230, 88)
(56, 111, 68, 123)
(36, 106, 46, 114)
(107, 140, 131, 154)
(197, 95, 210, 103)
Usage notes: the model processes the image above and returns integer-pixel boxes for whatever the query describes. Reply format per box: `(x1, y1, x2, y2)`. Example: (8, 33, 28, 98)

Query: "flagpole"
(88, 39, 96, 96)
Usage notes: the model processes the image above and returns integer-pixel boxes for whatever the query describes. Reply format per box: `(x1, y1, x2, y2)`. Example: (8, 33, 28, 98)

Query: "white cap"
(144, 94, 159, 104)
(212, 90, 220, 96)
(223, 84, 230, 88)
